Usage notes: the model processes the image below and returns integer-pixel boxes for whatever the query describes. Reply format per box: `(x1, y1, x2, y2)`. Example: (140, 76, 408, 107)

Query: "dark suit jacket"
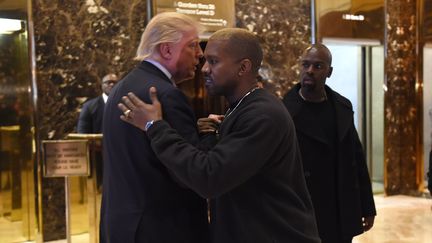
(283, 83, 376, 240)
(100, 61, 209, 243)
(146, 89, 321, 243)
(77, 96, 104, 133)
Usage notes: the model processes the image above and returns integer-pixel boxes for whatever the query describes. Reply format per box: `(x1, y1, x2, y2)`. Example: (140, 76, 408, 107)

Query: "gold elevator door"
(0, 1, 37, 242)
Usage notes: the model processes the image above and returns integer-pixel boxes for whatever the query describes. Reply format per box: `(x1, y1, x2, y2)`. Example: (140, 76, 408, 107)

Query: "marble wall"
(32, 0, 311, 240)
(32, 1, 148, 240)
(33, 0, 311, 142)
(33, 0, 148, 140)
(384, 0, 420, 195)
(235, 0, 311, 98)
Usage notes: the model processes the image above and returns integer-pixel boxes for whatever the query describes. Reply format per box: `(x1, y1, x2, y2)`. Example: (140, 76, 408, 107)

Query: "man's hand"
(197, 114, 224, 134)
(118, 87, 162, 131)
(362, 215, 375, 232)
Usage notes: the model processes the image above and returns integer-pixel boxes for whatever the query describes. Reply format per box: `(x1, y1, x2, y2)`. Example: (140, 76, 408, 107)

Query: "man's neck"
(145, 58, 173, 81)
(226, 83, 259, 105)
(299, 87, 327, 102)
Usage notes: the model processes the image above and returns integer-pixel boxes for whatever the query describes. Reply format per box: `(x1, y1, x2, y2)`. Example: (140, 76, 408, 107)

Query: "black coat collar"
(138, 61, 174, 86)
(283, 83, 354, 143)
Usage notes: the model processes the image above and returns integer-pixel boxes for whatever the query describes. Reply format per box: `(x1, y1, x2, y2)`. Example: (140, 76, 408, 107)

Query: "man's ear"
(327, 66, 333, 78)
(238, 59, 252, 76)
(159, 43, 172, 59)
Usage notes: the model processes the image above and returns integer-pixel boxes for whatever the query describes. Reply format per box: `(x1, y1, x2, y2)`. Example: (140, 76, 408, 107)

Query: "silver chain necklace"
(299, 88, 327, 102)
(224, 87, 260, 120)
(216, 86, 260, 138)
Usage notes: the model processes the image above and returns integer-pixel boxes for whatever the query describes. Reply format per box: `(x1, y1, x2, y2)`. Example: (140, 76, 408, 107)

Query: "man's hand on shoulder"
(118, 87, 163, 131)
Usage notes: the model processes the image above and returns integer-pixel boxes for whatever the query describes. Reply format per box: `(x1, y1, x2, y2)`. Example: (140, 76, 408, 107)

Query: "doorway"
(324, 42, 385, 193)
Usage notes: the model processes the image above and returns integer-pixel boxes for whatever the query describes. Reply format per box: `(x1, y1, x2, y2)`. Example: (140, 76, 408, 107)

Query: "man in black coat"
(100, 12, 209, 243)
(77, 73, 118, 134)
(282, 44, 376, 243)
(119, 28, 321, 243)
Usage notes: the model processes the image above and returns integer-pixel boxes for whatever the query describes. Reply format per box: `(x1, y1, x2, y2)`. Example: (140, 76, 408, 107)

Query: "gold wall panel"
(384, 0, 420, 195)
(0, 1, 37, 241)
(316, 0, 384, 42)
(425, 0, 432, 41)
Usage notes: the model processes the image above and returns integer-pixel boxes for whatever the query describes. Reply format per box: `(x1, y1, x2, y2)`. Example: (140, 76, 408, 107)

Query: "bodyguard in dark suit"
(77, 73, 118, 192)
(77, 73, 118, 133)
(100, 12, 208, 243)
(283, 44, 376, 243)
(119, 28, 321, 243)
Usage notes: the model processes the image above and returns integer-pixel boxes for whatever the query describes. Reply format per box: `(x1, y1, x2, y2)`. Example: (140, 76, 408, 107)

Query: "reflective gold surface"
(0, 0, 37, 241)
(384, 0, 421, 195)
(9, 194, 431, 243)
(424, 0, 432, 42)
(316, 0, 384, 42)
(67, 134, 103, 243)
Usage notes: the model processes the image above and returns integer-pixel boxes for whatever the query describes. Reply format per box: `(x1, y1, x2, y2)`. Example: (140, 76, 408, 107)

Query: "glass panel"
(325, 44, 362, 130)
(370, 46, 384, 193)
(0, 1, 36, 242)
(321, 43, 385, 194)
(423, 43, 432, 189)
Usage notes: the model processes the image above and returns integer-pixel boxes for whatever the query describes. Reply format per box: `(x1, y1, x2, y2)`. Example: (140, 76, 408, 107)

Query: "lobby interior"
(0, 0, 431, 242)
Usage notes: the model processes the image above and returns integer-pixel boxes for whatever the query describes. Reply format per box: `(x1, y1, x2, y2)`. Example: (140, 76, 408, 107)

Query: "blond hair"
(135, 12, 204, 61)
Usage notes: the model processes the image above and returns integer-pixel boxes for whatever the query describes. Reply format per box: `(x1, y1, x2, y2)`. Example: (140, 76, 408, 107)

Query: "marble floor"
(353, 194, 432, 243)
(3, 194, 432, 243)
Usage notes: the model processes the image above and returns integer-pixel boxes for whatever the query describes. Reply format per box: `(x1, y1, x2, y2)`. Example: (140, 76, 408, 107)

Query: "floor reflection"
(8, 194, 432, 243)
(354, 194, 432, 243)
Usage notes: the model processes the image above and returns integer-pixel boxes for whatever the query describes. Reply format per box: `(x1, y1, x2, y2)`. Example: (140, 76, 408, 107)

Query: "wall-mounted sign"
(42, 140, 90, 177)
(155, 0, 235, 37)
(316, 0, 384, 43)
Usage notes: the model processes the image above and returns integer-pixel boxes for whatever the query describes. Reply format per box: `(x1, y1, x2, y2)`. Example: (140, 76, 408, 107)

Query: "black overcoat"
(283, 84, 376, 240)
(100, 61, 209, 243)
(146, 89, 321, 243)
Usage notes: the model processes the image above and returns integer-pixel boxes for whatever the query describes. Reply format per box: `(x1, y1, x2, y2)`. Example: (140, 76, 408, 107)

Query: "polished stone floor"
(353, 194, 432, 243)
(3, 194, 432, 243)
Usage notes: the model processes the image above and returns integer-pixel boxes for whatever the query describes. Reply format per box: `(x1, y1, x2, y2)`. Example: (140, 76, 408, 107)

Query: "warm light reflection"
(342, 14, 365, 21)
(0, 18, 22, 34)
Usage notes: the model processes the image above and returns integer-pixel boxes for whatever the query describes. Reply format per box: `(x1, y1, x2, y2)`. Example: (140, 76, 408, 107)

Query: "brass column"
(384, 0, 423, 195)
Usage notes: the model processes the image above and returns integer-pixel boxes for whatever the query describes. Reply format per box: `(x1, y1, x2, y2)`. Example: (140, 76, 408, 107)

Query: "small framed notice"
(42, 140, 90, 177)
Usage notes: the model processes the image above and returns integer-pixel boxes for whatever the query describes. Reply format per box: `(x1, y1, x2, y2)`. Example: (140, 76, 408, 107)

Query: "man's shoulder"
(126, 64, 174, 88)
(83, 96, 102, 107)
(80, 96, 103, 116)
(326, 86, 352, 109)
(246, 90, 291, 120)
